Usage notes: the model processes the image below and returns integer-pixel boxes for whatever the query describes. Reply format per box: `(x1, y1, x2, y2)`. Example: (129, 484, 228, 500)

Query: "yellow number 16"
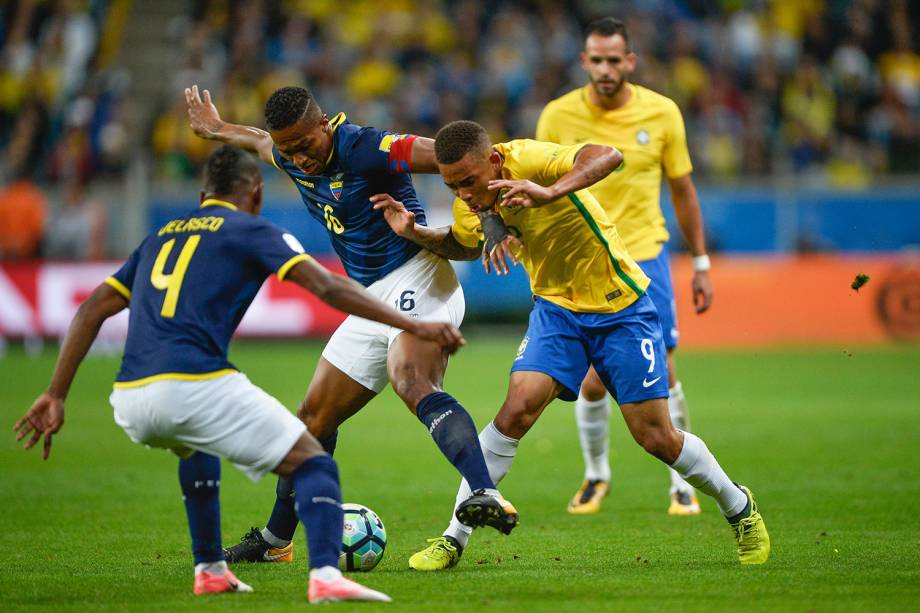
(150, 236, 200, 318)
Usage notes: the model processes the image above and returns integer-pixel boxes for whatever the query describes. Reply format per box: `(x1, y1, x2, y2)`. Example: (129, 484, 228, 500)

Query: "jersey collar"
(582, 82, 636, 115)
(324, 112, 347, 169)
(200, 198, 237, 211)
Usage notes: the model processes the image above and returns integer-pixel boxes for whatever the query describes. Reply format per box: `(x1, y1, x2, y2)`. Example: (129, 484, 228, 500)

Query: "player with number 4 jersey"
(374, 120, 768, 570)
(13, 146, 471, 602)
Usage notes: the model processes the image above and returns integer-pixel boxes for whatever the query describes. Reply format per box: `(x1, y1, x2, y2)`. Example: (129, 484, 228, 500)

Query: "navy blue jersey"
(106, 199, 310, 386)
(270, 113, 425, 287)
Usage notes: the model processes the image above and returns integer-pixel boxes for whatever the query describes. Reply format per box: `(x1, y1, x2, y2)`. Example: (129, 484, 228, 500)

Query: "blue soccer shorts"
(510, 295, 670, 404)
(638, 245, 679, 350)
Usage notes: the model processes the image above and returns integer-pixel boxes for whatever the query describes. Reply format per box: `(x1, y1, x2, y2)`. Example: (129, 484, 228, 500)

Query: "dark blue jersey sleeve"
(341, 126, 417, 174)
(104, 239, 145, 300)
(245, 217, 313, 281)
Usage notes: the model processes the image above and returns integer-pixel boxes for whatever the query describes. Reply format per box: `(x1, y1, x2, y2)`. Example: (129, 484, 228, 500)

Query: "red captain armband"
(386, 134, 417, 173)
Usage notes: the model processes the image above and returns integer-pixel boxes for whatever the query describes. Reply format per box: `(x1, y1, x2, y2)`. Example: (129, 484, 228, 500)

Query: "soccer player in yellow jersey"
(537, 17, 713, 516)
(372, 120, 769, 570)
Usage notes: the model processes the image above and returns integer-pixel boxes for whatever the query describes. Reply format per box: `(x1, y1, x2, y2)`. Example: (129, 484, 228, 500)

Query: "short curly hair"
(434, 120, 491, 165)
(264, 86, 323, 131)
(203, 145, 260, 195)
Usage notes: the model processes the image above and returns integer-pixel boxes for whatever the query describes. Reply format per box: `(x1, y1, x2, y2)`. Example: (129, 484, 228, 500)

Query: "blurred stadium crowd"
(1, 0, 920, 260)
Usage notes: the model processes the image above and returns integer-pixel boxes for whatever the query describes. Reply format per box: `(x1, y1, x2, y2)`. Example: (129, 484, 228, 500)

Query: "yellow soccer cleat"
(567, 479, 609, 514)
(668, 490, 701, 516)
(408, 536, 462, 571)
(731, 486, 770, 565)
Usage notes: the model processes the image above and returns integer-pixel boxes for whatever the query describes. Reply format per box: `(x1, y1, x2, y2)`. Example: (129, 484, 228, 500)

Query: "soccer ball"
(339, 503, 387, 572)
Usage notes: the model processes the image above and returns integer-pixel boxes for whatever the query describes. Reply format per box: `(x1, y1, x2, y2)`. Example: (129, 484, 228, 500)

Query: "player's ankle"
(309, 565, 342, 582)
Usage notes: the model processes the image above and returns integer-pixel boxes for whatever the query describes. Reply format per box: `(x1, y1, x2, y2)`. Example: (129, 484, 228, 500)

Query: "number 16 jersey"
(105, 199, 310, 387)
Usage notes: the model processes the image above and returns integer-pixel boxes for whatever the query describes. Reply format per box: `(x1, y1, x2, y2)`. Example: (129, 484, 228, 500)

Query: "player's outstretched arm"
(408, 137, 440, 174)
(13, 283, 129, 459)
(285, 258, 465, 354)
(369, 194, 481, 262)
(185, 85, 275, 166)
(489, 144, 623, 208)
(668, 174, 713, 313)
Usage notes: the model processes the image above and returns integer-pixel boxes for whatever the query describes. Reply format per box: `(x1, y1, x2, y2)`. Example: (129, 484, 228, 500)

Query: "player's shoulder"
(495, 138, 543, 166)
(633, 84, 683, 116)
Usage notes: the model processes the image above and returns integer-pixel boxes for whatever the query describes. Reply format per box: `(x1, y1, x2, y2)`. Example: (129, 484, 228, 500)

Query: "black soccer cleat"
(223, 527, 293, 563)
(455, 489, 519, 535)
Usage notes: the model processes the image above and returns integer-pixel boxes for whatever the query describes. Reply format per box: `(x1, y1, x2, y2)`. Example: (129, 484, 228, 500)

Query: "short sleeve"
(104, 243, 143, 300)
(341, 126, 418, 174)
(450, 198, 483, 249)
(247, 219, 314, 281)
(532, 141, 583, 184)
(662, 103, 693, 179)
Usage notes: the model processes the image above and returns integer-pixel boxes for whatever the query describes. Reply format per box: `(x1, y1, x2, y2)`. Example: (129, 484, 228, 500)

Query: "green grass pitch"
(2, 338, 919, 611)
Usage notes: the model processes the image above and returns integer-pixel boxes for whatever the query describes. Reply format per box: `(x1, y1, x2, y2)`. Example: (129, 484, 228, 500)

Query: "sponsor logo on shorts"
(606, 290, 622, 301)
(642, 376, 662, 388)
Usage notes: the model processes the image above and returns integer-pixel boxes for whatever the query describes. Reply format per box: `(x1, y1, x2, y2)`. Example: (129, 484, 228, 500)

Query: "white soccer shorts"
(321, 249, 465, 393)
(110, 372, 306, 481)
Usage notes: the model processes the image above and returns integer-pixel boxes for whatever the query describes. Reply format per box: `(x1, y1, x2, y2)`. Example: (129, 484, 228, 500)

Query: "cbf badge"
(636, 129, 650, 145)
(514, 336, 529, 361)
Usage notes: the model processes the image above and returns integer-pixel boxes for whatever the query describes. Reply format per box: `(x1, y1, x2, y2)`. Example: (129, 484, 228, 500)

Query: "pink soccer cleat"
(308, 575, 392, 604)
(193, 568, 254, 595)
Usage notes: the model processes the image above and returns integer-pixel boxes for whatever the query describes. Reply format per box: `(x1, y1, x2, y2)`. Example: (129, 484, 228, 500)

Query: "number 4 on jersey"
(150, 236, 201, 318)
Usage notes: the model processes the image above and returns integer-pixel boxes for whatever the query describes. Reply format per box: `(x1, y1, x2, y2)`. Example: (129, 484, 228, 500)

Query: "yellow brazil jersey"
(450, 139, 649, 314)
(536, 83, 693, 261)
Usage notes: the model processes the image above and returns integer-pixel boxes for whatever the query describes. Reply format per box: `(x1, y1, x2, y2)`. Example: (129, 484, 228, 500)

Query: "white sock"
(444, 422, 519, 548)
(575, 392, 611, 482)
(670, 431, 747, 517)
(309, 565, 342, 582)
(260, 527, 291, 548)
(195, 560, 228, 575)
(667, 382, 694, 495)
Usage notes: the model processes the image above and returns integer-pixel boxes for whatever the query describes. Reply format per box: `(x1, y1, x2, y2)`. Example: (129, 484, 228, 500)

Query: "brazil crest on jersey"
(270, 112, 426, 287)
(105, 199, 311, 387)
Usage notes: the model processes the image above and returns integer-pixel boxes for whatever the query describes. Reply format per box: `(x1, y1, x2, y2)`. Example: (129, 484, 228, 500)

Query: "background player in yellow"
(372, 120, 768, 570)
(537, 17, 714, 516)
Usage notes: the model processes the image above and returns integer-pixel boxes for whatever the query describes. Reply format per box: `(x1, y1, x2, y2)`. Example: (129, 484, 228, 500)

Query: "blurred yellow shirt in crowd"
(450, 139, 649, 314)
(536, 84, 693, 261)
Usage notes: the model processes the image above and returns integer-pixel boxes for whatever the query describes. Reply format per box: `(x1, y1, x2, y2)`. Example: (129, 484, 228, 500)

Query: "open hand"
(413, 321, 466, 355)
(482, 234, 524, 275)
(185, 85, 224, 140)
(370, 193, 417, 238)
(488, 179, 555, 208)
(13, 392, 64, 460)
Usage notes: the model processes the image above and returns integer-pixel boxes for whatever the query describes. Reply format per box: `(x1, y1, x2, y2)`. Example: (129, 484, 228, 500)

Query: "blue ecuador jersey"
(270, 112, 426, 287)
(104, 199, 311, 387)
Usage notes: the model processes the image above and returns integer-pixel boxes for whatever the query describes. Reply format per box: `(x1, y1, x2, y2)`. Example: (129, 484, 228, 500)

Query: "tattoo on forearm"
(414, 227, 480, 261)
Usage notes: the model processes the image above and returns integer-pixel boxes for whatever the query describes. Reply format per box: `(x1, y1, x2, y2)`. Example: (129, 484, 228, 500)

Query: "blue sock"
(320, 429, 338, 455)
(265, 476, 298, 542)
(416, 392, 494, 491)
(290, 454, 343, 570)
(178, 452, 223, 565)
(264, 429, 339, 542)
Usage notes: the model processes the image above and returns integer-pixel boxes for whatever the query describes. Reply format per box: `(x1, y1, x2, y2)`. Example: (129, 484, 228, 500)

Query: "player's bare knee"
(389, 363, 438, 411)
